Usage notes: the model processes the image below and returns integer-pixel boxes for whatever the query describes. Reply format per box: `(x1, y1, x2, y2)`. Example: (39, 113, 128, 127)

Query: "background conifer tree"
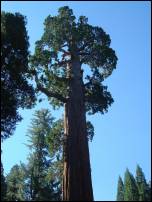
(124, 168, 139, 201)
(116, 176, 124, 201)
(25, 109, 61, 201)
(1, 11, 35, 140)
(136, 165, 151, 201)
(6, 164, 26, 201)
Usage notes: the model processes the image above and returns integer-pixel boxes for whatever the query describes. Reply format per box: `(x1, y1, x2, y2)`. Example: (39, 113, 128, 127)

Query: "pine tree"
(25, 109, 61, 201)
(6, 164, 26, 201)
(1, 11, 35, 140)
(116, 176, 124, 201)
(124, 168, 139, 201)
(30, 6, 117, 201)
(136, 165, 151, 201)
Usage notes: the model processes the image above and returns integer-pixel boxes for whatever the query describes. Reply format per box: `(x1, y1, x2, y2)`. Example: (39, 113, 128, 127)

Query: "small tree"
(30, 6, 117, 201)
(6, 164, 26, 201)
(124, 169, 139, 201)
(116, 176, 124, 201)
(25, 109, 61, 201)
(136, 165, 151, 201)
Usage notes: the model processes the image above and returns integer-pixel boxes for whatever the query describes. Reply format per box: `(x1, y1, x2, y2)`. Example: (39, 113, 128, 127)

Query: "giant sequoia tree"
(1, 12, 35, 140)
(30, 6, 117, 201)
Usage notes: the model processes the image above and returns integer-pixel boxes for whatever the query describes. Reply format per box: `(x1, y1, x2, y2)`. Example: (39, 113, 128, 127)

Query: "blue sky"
(1, 1, 151, 201)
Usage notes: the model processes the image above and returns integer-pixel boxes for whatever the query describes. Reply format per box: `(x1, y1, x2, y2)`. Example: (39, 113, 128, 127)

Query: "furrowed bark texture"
(63, 58, 94, 201)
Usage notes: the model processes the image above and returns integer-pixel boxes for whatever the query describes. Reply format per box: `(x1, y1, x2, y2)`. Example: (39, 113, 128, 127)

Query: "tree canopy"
(1, 11, 35, 140)
(30, 6, 117, 114)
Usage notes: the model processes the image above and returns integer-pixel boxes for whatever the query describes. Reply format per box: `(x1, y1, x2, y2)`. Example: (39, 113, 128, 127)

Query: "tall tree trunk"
(63, 58, 94, 201)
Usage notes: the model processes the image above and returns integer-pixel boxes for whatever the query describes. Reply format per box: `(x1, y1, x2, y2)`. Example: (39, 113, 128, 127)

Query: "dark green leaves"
(86, 121, 94, 142)
(43, 7, 75, 52)
(116, 166, 151, 201)
(85, 82, 114, 115)
(136, 165, 151, 201)
(1, 12, 36, 140)
(6, 165, 26, 201)
(116, 176, 124, 201)
(46, 119, 64, 158)
(1, 163, 7, 201)
(30, 6, 117, 115)
(25, 109, 62, 201)
(124, 169, 139, 201)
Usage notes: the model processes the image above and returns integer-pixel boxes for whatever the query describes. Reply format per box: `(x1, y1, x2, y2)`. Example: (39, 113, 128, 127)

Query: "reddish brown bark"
(63, 59, 94, 201)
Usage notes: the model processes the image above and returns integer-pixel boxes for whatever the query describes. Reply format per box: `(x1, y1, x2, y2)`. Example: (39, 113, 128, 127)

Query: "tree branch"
(84, 81, 91, 87)
(50, 70, 69, 83)
(37, 84, 67, 103)
(35, 73, 67, 103)
(61, 43, 68, 48)
(78, 39, 93, 52)
(59, 48, 70, 55)
(78, 51, 90, 56)
(54, 59, 71, 67)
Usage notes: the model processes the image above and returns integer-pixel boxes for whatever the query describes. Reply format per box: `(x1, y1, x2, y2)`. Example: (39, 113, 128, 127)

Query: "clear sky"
(1, 1, 151, 201)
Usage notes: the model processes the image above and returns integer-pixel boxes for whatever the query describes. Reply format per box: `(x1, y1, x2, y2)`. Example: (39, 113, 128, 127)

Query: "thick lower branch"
(34, 73, 67, 103)
(37, 84, 67, 103)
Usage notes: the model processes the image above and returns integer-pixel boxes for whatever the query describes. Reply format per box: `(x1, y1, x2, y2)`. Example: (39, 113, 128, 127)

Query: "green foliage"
(116, 176, 124, 201)
(25, 109, 62, 201)
(1, 11, 36, 140)
(46, 118, 94, 158)
(3, 109, 82, 201)
(85, 81, 114, 115)
(136, 165, 151, 201)
(86, 121, 95, 141)
(6, 164, 26, 201)
(46, 119, 64, 158)
(116, 166, 151, 201)
(4, 109, 62, 201)
(124, 168, 139, 201)
(1, 163, 7, 201)
(30, 6, 117, 114)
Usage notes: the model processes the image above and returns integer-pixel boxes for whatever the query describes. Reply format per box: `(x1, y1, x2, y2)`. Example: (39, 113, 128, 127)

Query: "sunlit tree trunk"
(63, 58, 94, 201)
